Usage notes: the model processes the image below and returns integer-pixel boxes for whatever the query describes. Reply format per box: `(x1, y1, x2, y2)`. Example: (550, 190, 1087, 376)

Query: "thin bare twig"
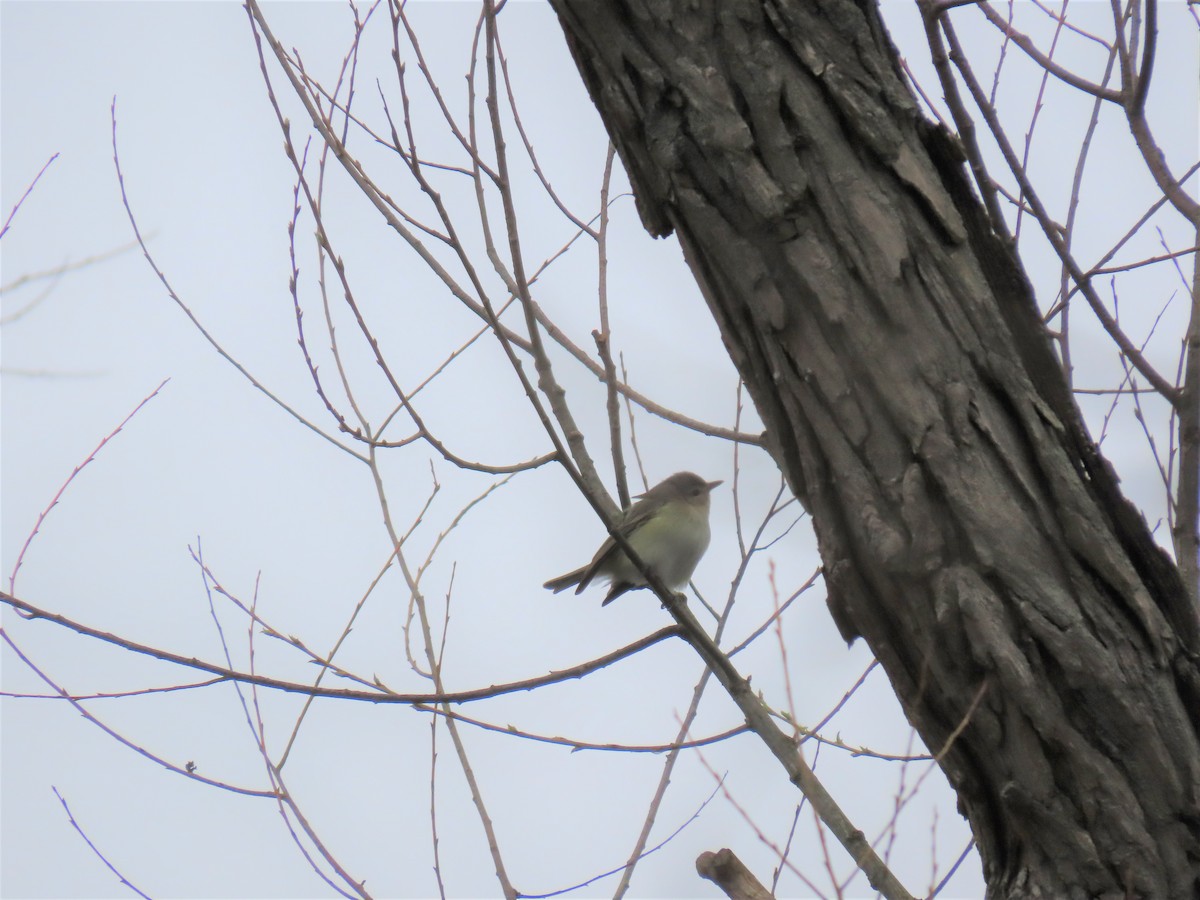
(1, 154, 58, 240)
(51, 788, 153, 900)
(0, 627, 273, 798)
(0, 589, 684, 706)
(8, 379, 167, 593)
(934, 15, 1181, 402)
(112, 98, 361, 461)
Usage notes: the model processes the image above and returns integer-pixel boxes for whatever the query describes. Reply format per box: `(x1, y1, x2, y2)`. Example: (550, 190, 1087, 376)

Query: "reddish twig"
(8, 379, 167, 593)
(0, 153, 59, 240)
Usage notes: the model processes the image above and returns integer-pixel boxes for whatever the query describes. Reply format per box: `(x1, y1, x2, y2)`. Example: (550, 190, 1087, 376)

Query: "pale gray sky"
(2, 2, 1195, 898)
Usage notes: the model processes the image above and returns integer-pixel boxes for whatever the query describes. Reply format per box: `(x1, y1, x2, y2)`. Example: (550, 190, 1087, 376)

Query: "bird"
(543, 471, 722, 605)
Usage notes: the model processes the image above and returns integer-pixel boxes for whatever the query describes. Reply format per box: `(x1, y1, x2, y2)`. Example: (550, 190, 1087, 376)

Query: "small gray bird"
(544, 471, 722, 605)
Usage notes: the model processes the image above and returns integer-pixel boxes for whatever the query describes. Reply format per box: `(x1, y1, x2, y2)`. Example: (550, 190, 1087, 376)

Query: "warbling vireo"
(543, 471, 722, 605)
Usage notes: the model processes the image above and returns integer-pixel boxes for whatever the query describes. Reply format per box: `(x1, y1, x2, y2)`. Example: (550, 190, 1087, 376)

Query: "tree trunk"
(547, 1, 1200, 896)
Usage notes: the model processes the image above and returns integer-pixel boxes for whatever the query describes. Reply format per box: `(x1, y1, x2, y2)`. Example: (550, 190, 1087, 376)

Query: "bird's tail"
(543, 567, 587, 593)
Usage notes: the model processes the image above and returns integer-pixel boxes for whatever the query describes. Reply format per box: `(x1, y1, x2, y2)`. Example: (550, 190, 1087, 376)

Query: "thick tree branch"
(547, 1, 1200, 896)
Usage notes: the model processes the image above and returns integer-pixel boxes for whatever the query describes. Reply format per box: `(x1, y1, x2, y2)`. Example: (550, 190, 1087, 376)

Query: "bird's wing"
(574, 536, 617, 593)
(574, 499, 661, 592)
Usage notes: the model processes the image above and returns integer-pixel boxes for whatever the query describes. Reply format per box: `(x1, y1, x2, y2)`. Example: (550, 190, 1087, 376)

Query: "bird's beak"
(707, 480, 723, 491)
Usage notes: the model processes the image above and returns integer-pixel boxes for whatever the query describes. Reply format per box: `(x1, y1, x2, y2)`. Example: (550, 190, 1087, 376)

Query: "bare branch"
(0, 153, 58, 240)
(0, 589, 683, 706)
(972, 2, 1122, 102)
(8, 379, 167, 593)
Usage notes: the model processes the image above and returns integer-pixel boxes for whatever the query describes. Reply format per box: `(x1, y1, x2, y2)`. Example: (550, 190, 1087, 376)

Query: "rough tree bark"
(547, 1, 1200, 897)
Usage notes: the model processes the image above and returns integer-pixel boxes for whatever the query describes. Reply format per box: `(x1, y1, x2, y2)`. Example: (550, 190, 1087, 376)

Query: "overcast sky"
(2, 2, 1196, 898)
